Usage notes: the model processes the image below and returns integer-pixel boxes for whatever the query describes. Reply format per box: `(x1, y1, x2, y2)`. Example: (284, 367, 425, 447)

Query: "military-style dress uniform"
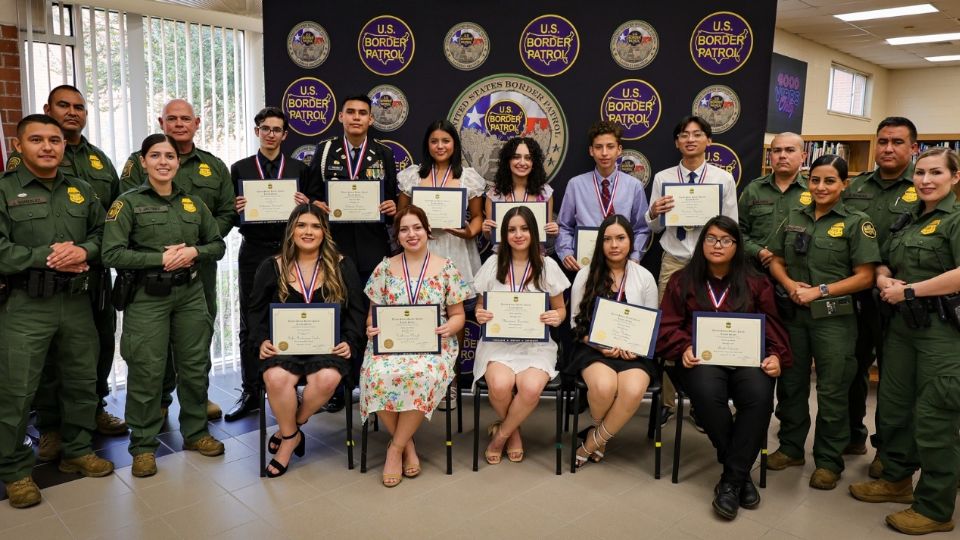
(769, 201, 880, 475)
(101, 184, 225, 456)
(738, 172, 809, 266)
(877, 192, 960, 525)
(0, 166, 105, 482)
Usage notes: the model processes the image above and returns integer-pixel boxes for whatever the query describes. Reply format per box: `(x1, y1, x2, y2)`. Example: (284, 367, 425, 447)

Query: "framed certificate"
(239, 179, 299, 223)
(575, 227, 599, 267)
(269, 303, 340, 355)
(372, 304, 442, 354)
(411, 187, 467, 229)
(491, 201, 547, 244)
(587, 297, 661, 358)
(327, 180, 383, 223)
(481, 291, 549, 342)
(660, 183, 722, 228)
(692, 311, 766, 367)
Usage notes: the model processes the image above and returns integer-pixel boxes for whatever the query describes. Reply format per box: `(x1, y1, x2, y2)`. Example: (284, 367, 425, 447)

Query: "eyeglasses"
(704, 235, 736, 247)
(678, 131, 706, 141)
(257, 126, 285, 135)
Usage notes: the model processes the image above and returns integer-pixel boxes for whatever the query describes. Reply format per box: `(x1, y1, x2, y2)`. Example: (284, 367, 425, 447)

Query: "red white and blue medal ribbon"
(614, 269, 627, 302)
(707, 281, 729, 310)
(508, 260, 532, 292)
(402, 252, 430, 304)
(593, 170, 619, 216)
(294, 259, 321, 303)
(343, 139, 368, 180)
(431, 165, 452, 188)
(676, 162, 708, 184)
(254, 154, 285, 180)
(508, 189, 530, 202)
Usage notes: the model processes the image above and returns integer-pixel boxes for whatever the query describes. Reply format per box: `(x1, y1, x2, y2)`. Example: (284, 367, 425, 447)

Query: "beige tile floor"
(0, 388, 953, 540)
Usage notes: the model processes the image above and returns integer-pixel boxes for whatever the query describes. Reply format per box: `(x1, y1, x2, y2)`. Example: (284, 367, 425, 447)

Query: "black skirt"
(565, 342, 657, 380)
(260, 354, 350, 378)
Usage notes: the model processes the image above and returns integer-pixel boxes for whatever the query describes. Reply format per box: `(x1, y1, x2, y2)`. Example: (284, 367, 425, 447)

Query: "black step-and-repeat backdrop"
(264, 0, 777, 200)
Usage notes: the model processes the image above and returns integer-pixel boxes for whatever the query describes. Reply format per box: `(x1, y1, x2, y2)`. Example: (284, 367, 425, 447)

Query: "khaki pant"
(658, 252, 689, 409)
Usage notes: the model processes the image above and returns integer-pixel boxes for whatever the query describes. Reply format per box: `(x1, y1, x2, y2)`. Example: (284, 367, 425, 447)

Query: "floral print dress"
(360, 257, 472, 422)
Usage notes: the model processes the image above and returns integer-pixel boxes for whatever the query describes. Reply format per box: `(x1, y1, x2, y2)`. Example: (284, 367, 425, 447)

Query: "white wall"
(0, 0, 17, 26)
(887, 66, 960, 135)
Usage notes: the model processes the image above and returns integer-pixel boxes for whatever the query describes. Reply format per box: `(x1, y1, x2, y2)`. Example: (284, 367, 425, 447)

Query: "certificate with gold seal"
(587, 297, 661, 358)
(575, 227, 599, 267)
(327, 180, 383, 223)
(481, 291, 549, 342)
(240, 179, 299, 223)
(660, 183, 722, 228)
(693, 311, 765, 367)
(491, 201, 547, 244)
(270, 303, 340, 355)
(411, 187, 467, 229)
(372, 304, 441, 354)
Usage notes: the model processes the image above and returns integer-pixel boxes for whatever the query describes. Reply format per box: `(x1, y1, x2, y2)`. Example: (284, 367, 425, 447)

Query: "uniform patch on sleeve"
(6, 156, 20, 171)
(106, 200, 124, 221)
(861, 221, 877, 239)
(121, 160, 134, 179)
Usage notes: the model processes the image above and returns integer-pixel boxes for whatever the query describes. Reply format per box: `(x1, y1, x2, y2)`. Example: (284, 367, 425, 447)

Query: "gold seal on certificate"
(374, 304, 441, 354)
(587, 297, 661, 357)
(575, 227, 599, 267)
(327, 180, 383, 222)
(482, 291, 548, 342)
(270, 303, 340, 355)
(241, 179, 299, 223)
(693, 311, 765, 367)
(492, 201, 547, 242)
(411, 187, 466, 229)
(661, 183, 722, 228)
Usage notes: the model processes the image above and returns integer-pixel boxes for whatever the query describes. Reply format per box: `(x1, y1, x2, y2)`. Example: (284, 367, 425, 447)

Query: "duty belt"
(8, 269, 91, 297)
(140, 267, 199, 286)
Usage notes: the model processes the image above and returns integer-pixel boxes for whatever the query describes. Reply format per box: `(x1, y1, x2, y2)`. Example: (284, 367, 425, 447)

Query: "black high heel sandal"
(265, 430, 305, 478)
(268, 420, 307, 455)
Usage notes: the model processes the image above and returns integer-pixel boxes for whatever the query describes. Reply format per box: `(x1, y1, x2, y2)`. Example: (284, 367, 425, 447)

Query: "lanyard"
(254, 154, 285, 180)
(707, 281, 729, 310)
(294, 258, 321, 303)
(592, 170, 619, 216)
(677, 162, 708, 184)
(401, 252, 430, 304)
(508, 260, 532, 292)
(343, 139, 368, 180)
(431, 165, 452, 188)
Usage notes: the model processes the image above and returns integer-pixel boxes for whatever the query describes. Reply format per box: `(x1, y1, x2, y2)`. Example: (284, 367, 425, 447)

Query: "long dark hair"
(492, 137, 548, 198)
(495, 206, 544, 290)
(417, 119, 463, 180)
(679, 215, 757, 312)
(277, 204, 346, 304)
(573, 214, 634, 339)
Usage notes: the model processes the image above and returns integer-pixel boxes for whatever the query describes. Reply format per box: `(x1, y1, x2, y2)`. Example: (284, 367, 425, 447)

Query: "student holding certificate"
(361, 205, 472, 487)
(657, 216, 791, 520)
(567, 215, 658, 468)
(247, 205, 365, 477)
(473, 207, 569, 464)
(767, 155, 880, 490)
(481, 137, 559, 244)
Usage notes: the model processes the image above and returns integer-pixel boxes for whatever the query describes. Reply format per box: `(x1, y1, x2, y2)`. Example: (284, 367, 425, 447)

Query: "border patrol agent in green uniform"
(120, 99, 235, 420)
(0, 115, 114, 508)
(850, 147, 960, 536)
(841, 117, 920, 468)
(767, 155, 880, 490)
(104, 134, 226, 478)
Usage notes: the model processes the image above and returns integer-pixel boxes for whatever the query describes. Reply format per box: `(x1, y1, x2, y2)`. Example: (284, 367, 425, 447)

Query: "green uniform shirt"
(884, 192, 960, 284)
(738, 172, 810, 260)
(6, 136, 120, 211)
(120, 146, 235, 238)
(101, 183, 225, 270)
(770, 201, 881, 286)
(0, 167, 104, 273)
(843, 165, 917, 248)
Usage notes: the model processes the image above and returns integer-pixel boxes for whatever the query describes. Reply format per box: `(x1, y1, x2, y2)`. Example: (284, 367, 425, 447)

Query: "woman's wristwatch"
(819, 283, 829, 298)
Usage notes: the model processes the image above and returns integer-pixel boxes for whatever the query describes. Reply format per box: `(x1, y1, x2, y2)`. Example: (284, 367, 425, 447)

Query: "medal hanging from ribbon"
(508, 189, 530, 202)
(255, 154, 285, 180)
(508, 260, 532, 292)
(294, 258, 321, 303)
(593, 170, 619, 217)
(343, 139, 368, 180)
(614, 269, 627, 302)
(402, 252, 431, 304)
(431, 165, 452, 188)
(707, 281, 729, 311)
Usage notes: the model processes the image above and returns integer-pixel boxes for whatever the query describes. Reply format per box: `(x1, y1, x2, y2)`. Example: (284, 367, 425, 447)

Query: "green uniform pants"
(160, 264, 217, 407)
(775, 308, 857, 473)
(121, 279, 213, 455)
(878, 315, 960, 523)
(0, 290, 98, 482)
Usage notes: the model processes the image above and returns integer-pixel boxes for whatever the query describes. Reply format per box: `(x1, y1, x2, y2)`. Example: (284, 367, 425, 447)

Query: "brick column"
(0, 24, 21, 158)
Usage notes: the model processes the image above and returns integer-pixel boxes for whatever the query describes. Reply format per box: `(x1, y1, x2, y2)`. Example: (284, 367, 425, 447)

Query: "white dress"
(398, 165, 486, 291)
(471, 256, 571, 391)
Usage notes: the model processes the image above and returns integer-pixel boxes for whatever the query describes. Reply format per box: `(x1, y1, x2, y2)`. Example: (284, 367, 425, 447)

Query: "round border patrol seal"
(282, 77, 337, 137)
(358, 15, 415, 76)
(706, 142, 742, 185)
(692, 85, 740, 134)
(519, 14, 580, 77)
(600, 79, 662, 141)
(618, 149, 652, 187)
(287, 21, 330, 69)
(292, 144, 316, 167)
(444, 22, 490, 71)
(448, 73, 568, 181)
(368, 85, 409, 132)
(378, 139, 414, 174)
(610, 20, 659, 70)
(690, 11, 754, 76)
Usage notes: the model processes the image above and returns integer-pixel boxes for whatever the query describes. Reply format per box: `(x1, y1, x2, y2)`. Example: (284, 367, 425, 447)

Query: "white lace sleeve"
(397, 165, 423, 195)
(460, 167, 489, 199)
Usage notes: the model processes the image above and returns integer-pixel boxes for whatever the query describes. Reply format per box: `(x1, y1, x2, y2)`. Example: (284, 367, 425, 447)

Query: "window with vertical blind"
(827, 63, 869, 118)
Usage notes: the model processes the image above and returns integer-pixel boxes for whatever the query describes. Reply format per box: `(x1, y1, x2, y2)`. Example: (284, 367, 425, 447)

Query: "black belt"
(140, 267, 198, 286)
(8, 269, 90, 297)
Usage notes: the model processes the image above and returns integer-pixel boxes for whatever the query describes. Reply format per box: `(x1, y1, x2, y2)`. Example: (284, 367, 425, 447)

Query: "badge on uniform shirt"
(89, 155, 104, 170)
(67, 186, 85, 204)
(106, 200, 123, 221)
(921, 219, 940, 235)
(198, 163, 212, 177)
(901, 186, 918, 203)
(827, 222, 844, 238)
(182, 197, 197, 213)
(861, 221, 877, 239)
(799, 191, 812, 206)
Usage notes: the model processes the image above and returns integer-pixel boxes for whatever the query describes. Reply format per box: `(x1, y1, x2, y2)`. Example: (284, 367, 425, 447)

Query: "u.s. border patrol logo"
(89, 155, 104, 170)
(861, 222, 877, 239)
(799, 191, 812, 206)
(706, 143, 742, 185)
(600, 79, 661, 141)
(610, 20, 659, 70)
(282, 77, 336, 137)
(379, 139, 414, 174)
(6, 156, 20, 171)
(828, 222, 844, 238)
(368, 85, 408, 132)
(449, 74, 567, 181)
(182, 198, 197, 213)
(287, 21, 330, 69)
(292, 145, 316, 167)
(444, 22, 490, 71)
(902, 186, 918, 203)
(921, 219, 940, 235)
(690, 12, 753, 75)
(106, 200, 123, 221)
(198, 163, 212, 177)
(67, 186, 85, 204)
(693, 85, 740, 135)
(358, 15, 415, 76)
(618, 150, 652, 187)
(519, 15, 579, 77)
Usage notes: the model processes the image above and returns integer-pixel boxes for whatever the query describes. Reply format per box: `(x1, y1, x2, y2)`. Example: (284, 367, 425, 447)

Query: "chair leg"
(760, 422, 769, 488)
(570, 385, 581, 474)
(259, 388, 266, 478)
(360, 415, 369, 473)
(472, 385, 481, 472)
(456, 361, 463, 434)
(671, 392, 685, 484)
(555, 385, 562, 475)
(653, 388, 662, 480)
(373, 413, 379, 432)
(344, 384, 354, 470)
(445, 387, 453, 475)
(563, 388, 571, 433)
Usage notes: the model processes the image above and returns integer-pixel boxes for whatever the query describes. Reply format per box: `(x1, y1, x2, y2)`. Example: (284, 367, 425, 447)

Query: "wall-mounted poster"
(766, 52, 806, 134)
